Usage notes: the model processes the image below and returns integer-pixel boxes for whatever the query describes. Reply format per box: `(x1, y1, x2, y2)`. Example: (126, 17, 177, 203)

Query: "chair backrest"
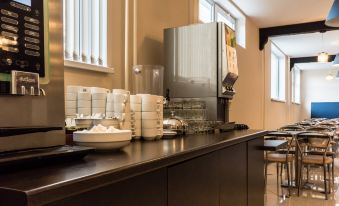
(295, 131, 332, 159)
(279, 125, 304, 131)
(306, 126, 333, 133)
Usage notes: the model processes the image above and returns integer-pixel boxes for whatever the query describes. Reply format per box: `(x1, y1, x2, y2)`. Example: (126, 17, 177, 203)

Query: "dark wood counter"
(0, 130, 268, 206)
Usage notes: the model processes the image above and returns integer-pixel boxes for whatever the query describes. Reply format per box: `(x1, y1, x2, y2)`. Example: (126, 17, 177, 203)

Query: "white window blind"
(199, 0, 214, 23)
(64, 0, 107, 66)
(271, 47, 286, 101)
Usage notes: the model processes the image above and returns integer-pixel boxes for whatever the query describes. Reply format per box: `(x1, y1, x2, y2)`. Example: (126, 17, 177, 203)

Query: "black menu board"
(0, 0, 45, 77)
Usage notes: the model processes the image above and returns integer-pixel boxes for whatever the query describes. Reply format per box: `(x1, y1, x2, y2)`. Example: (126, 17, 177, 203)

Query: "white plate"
(131, 103, 142, 112)
(73, 130, 132, 142)
(92, 100, 106, 108)
(92, 93, 107, 100)
(130, 95, 142, 104)
(142, 112, 162, 120)
(93, 119, 119, 128)
(78, 92, 92, 100)
(74, 141, 131, 150)
(78, 108, 91, 115)
(65, 108, 77, 116)
(65, 93, 77, 101)
(65, 100, 77, 109)
(142, 119, 162, 129)
(92, 107, 106, 114)
(131, 112, 142, 120)
(78, 100, 91, 108)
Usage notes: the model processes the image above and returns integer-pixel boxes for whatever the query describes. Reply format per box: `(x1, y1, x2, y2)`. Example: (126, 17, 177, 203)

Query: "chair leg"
(332, 161, 335, 185)
(280, 163, 284, 186)
(276, 163, 279, 195)
(265, 160, 268, 192)
(298, 162, 303, 197)
(286, 162, 291, 197)
(291, 160, 294, 185)
(307, 165, 310, 182)
(324, 165, 328, 200)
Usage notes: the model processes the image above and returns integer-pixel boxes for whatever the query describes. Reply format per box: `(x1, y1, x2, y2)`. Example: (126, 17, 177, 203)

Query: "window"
(199, 0, 214, 23)
(270, 45, 286, 101)
(198, 0, 246, 48)
(292, 68, 301, 104)
(214, 4, 236, 30)
(63, 0, 108, 67)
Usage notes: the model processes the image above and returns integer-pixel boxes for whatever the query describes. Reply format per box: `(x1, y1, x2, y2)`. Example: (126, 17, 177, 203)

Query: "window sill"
(271, 99, 286, 103)
(64, 60, 114, 74)
(292, 102, 301, 105)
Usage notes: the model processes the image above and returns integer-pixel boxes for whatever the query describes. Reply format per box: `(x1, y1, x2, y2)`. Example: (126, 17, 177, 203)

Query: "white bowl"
(78, 100, 91, 108)
(131, 103, 142, 112)
(65, 93, 77, 101)
(92, 100, 106, 108)
(92, 93, 107, 100)
(75, 141, 131, 150)
(142, 112, 162, 120)
(65, 100, 77, 109)
(142, 119, 162, 129)
(78, 92, 91, 101)
(130, 95, 142, 104)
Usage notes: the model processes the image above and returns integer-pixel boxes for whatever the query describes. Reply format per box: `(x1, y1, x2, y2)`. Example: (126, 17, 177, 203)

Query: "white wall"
(301, 69, 339, 120)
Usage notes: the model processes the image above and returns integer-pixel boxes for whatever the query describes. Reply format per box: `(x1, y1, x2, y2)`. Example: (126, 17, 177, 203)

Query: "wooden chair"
(296, 132, 334, 200)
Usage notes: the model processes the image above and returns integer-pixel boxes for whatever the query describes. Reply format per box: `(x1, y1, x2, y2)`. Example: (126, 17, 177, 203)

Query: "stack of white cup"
(65, 86, 79, 118)
(106, 93, 114, 118)
(130, 95, 142, 139)
(91, 87, 108, 116)
(139, 94, 164, 140)
(113, 89, 131, 130)
(77, 91, 92, 117)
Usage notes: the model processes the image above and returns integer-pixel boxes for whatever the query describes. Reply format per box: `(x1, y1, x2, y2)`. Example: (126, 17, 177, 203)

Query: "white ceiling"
(271, 30, 339, 58)
(295, 62, 335, 71)
(230, 0, 333, 28)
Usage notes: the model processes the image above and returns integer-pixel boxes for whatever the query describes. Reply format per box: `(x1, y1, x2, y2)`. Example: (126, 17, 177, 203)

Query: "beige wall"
(64, 0, 125, 90)
(229, 18, 264, 129)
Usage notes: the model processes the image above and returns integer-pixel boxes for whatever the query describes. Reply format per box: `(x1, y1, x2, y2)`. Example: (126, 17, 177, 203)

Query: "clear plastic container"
(132, 65, 164, 95)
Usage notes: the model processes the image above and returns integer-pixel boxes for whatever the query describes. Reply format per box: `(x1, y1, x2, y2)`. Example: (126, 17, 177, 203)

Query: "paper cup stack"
(139, 94, 164, 141)
(106, 93, 114, 118)
(130, 95, 142, 139)
(65, 86, 79, 118)
(113, 89, 131, 130)
(77, 91, 92, 117)
(91, 87, 108, 116)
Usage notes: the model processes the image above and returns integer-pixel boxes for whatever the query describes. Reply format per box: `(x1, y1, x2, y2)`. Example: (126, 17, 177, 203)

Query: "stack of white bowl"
(130, 95, 142, 139)
(113, 89, 131, 130)
(77, 91, 92, 117)
(106, 93, 114, 118)
(91, 87, 108, 116)
(138, 94, 164, 140)
(65, 86, 78, 118)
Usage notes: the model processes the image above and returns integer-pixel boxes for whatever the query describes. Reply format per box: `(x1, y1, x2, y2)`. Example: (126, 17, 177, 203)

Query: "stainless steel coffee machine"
(164, 22, 238, 123)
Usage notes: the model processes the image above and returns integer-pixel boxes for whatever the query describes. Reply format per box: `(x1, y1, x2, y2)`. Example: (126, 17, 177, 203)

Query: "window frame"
(214, 3, 236, 31)
(291, 68, 301, 104)
(270, 45, 286, 102)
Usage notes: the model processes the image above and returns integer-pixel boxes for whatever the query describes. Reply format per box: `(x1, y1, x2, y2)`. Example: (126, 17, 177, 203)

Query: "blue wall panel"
(311, 102, 339, 119)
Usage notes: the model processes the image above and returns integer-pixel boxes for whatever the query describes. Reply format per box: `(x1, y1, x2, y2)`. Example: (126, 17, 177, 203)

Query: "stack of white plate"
(138, 94, 164, 140)
(65, 86, 81, 118)
(130, 95, 142, 139)
(113, 89, 131, 130)
(77, 92, 92, 116)
(91, 87, 108, 116)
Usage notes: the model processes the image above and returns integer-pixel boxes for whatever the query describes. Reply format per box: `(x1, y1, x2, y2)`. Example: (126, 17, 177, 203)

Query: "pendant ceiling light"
(318, 32, 329, 62)
(333, 54, 339, 66)
(325, 0, 339, 27)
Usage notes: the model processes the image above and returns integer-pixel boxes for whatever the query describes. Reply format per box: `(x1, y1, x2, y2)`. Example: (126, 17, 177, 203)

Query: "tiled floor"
(265, 159, 339, 206)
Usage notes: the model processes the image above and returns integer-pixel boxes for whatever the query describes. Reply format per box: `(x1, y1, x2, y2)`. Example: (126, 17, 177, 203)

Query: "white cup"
(92, 93, 107, 100)
(78, 108, 91, 115)
(113, 89, 130, 95)
(142, 119, 162, 129)
(132, 111, 142, 120)
(78, 92, 91, 101)
(131, 103, 142, 112)
(92, 100, 106, 108)
(114, 93, 129, 103)
(142, 128, 163, 138)
(78, 100, 91, 108)
(142, 112, 161, 120)
(65, 100, 77, 109)
(130, 95, 142, 104)
(92, 107, 106, 114)
(142, 103, 162, 112)
(65, 93, 77, 101)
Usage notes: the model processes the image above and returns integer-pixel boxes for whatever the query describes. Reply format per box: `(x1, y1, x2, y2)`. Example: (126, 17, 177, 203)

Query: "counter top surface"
(0, 130, 267, 205)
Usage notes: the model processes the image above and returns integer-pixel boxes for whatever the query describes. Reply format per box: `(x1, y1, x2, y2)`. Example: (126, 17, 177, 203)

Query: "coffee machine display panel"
(0, 0, 45, 77)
